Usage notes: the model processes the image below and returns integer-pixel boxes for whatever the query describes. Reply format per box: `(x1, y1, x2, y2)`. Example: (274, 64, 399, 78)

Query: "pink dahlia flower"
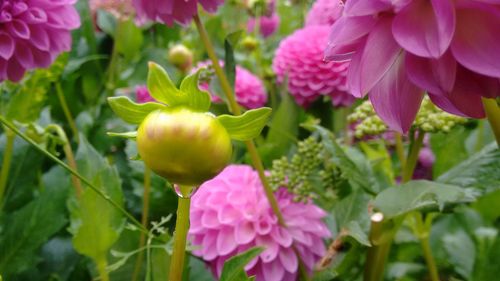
(189, 165, 331, 281)
(305, 0, 343, 26)
(0, 0, 80, 82)
(135, 85, 154, 103)
(194, 61, 268, 109)
(325, 0, 500, 133)
(273, 25, 355, 107)
(133, 0, 224, 26)
(247, 12, 280, 38)
(90, 0, 134, 20)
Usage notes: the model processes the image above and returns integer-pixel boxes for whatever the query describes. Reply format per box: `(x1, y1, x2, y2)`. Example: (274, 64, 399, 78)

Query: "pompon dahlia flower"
(0, 0, 80, 82)
(273, 25, 355, 107)
(189, 165, 331, 281)
(247, 12, 280, 38)
(194, 61, 268, 109)
(305, 0, 343, 26)
(133, 0, 224, 26)
(325, 0, 500, 133)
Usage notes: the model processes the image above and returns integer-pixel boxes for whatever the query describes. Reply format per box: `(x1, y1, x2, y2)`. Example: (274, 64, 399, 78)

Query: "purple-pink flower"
(0, 0, 81, 82)
(273, 25, 354, 108)
(247, 12, 280, 38)
(189, 165, 331, 281)
(194, 61, 268, 109)
(135, 85, 154, 103)
(305, 0, 343, 26)
(133, 0, 224, 26)
(325, 0, 500, 133)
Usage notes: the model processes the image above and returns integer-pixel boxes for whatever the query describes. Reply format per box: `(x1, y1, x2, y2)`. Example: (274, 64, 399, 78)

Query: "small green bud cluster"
(414, 97, 467, 133)
(268, 137, 324, 202)
(318, 165, 343, 202)
(348, 100, 387, 138)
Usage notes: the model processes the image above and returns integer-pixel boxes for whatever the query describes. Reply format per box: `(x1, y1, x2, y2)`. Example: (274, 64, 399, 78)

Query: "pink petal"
(405, 51, 456, 95)
(451, 4, 500, 77)
(257, 236, 279, 263)
(234, 221, 256, 244)
(344, 0, 392, 16)
(369, 53, 425, 133)
(0, 33, 14, 60)
(262, 259, 285, 281)
(216, 227, 237, 256)
(270, 227, 293, 248)
(279, 247, 298, 273)
(7, 58, 26, 82)
(392, 0, 455, 58)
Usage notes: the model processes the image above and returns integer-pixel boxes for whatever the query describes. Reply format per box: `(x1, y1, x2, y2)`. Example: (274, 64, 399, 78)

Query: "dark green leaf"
(107, 96, 165, 125)
(179, 70, 211, 112)
(218, 108, 272, 141)
(224, 31, 243, 89)
(220, 247, 264, 281)
(265, 92, 299, 159)
(443, 230, 475, 280)
(334, 189, 371, 246)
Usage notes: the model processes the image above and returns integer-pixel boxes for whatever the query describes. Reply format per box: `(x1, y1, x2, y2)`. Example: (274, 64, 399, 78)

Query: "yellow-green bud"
(168, 44, 193, 72)
(241, 36, 259, 52)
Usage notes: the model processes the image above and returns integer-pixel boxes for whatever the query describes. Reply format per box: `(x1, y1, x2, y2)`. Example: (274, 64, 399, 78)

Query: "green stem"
(168, 186, 192, 281)
(364, 213, 393, 281)
(0, 116, 148, 234)
(481, 97, 500, 147)
(97, 257, 110, 281)
(55, 82, 79, 141)
(395, 132, 405, 169)
(0, 128, 15, 206)
(401, 131, 425, 183)
(193, 14, 286, 226)
(414, 214, 440, 281)
(131, 167, 152, 281)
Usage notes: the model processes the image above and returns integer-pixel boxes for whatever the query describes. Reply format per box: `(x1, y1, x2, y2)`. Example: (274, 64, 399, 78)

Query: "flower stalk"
(55, 82, 79, 142)
(0, 128, 15, 207)
(132, 166, 152, 281)
(482, 97, 500, 147)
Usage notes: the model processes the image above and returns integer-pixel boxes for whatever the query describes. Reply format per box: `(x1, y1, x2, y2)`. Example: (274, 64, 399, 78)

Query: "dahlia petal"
(234, 221, 256, 244)
(405, 52, 456, 95)
(270, 227, 293, 247)
(279, 247, 298, 273)
(451, 5, 500, 77)
(0, 60, 7, 81)
(28, 25, 50, 51)
(216, 227, 237, 256)
(7, 19, 30, 39)
(6, 58, 25, 82)
(325, 15, 375, 60)
(344, 0, 392, 16)
(262, 259, 285, 281)
(369, 53, 424, 133)
(392, 0, 455, 58)
(14, 41, 34, 69)
(201, 210, 220, 228)
(0, 33, 14, 59)
(257, 236, 279, 263)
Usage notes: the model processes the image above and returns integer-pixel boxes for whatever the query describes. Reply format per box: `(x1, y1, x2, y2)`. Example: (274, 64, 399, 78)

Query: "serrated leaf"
(437, 142, 500, 194)
(68, 136, 125, 263)
(219, 247, 264, 281)
(147, 62, 187, 106)
(373, 180, 475, 219)
(443, 231, 475, 280)
(218, 108, 272, 141)
(0, 167, 69, 278)
(108, 96, 165, 125)
(179, 69, 211, 112)
(107, 131, 137, 139)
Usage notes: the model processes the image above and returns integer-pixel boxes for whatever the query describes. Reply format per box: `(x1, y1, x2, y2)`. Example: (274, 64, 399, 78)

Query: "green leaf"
(431, 127, 470, 177)
(107, 96, 165, 125)
(373, 180, 475, 219)
(107, 131, 137, 139)
(68, 136, 125, 264)
(443, 230, 475, 280)
(334, 189, 371, 246)
(0, 167, 69, 278)
(437, 142, 500, 194)
(147, 62, 187, 106)
(218, 108, 272, 141)
(115, 19, 143, 60)
(219, 247, 264, 281)
(179, 70, 211, 112)
(224, 31, 243, 89)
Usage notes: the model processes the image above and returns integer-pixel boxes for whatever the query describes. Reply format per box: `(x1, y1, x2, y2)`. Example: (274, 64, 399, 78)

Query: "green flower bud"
(137, 108, 232, 186)
(168, 44, 193, 72)
(241, 36, 259, 52)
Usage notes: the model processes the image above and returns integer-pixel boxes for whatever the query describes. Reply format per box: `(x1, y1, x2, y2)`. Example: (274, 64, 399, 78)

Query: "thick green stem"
(55, 83, 79, 141)
(0, 129, 15, 206)
(395, 133, 405, 169)
(481, 97, 500, 147)
(168, 186, 192, 281)
(193, 15, 286, 226)
(131, 167, 152, 281)
(364, 213, 393, 281)
(414, 214, 440, 281)
(97, 258, 110, 281)
(401, 132, 425, 183)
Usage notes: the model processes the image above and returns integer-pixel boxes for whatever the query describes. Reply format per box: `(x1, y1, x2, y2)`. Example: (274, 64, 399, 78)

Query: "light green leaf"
(179, 70, 211, 112)
(107, 131, 137, 139)
(147, 62, 187, 106)
(68, 136, 125, 264)
(107, 96, 165, 125)
(373, 180, 476, 219)
(115, 19, 143, 60)
(443, 230, 475, 280)
(219, 247, 264, 281)
(218, 108, 272, 141)
(224, 31, 243, 89)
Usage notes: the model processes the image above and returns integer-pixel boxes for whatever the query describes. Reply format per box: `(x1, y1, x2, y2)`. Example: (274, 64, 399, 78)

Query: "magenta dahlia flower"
(273, 25, 355, 107)
(0, 0, 80, 82)
(325, 0, 500, 133)
(133, 0, 224, 26)
(247, 12, 280, 38)
(189, 165, 331, 281)
(194, 61, 268, 109)
(305, 0, 343, 26)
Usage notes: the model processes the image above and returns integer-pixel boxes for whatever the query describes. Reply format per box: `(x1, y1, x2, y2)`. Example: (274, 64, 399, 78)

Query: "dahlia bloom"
(305, 0, 343, 26)
(90, 0, 134, 20)
(273, 25, 355, 107)
(189, 165, 331, 281)
(194, 61, 268, 109)
(135, 85, 154, 103)
(247, 12, 280, 38)
(325, 0, 500, 133)
(133, 0, 224, 26)
(0, 0, 80, 82)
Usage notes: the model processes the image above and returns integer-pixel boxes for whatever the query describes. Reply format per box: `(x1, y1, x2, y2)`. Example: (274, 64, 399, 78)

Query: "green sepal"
(179, 69, 211, 112)
(147, 62, 187, 106)
(219, 247, 264, 281)
(107, 131, 137, 139)
(107, 96, 165, 125)
(218, 107, 272, 141)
